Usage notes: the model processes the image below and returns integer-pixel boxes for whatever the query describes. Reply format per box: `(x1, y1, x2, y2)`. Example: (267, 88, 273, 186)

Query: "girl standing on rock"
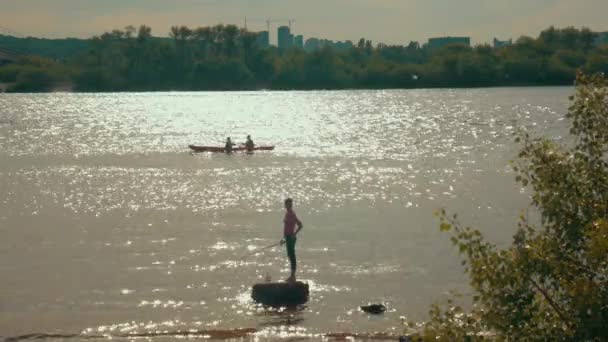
(281, 198, 303, 283)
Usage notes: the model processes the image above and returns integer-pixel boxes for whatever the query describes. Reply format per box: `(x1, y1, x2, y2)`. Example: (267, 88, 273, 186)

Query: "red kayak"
(189, 144, 275, 153)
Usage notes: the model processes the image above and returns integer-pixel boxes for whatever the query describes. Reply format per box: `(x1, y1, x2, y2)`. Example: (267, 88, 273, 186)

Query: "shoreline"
(0, 83, 573, 94)
(5, 329, 405, 341)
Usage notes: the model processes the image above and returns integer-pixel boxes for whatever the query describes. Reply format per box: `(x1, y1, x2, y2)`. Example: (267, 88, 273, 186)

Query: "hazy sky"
(1, 0, 607, 45)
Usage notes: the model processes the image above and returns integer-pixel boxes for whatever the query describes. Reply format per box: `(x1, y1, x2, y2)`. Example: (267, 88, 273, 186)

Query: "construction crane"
(266, 18, 280, 33)
(264, 18, 297, 31)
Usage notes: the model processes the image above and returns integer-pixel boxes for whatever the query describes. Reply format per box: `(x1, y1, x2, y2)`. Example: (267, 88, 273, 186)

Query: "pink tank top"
(283, 209, 300, 236)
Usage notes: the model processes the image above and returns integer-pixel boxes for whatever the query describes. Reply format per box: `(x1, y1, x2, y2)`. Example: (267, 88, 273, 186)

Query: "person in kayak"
(280, 198, 303, 283)
(245, 135, 255, 151)
(225, 137, 234, 153)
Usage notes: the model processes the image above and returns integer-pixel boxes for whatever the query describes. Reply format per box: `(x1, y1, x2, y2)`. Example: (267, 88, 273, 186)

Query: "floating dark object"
(251, 281, 309, 307)
(360, 304, 387, 314)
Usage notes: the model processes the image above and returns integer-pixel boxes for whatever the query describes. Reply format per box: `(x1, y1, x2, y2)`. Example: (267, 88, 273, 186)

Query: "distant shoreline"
(0, 26, 603, 94)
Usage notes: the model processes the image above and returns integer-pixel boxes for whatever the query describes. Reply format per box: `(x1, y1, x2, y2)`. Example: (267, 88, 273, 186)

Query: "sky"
(0, 0, 607, 45)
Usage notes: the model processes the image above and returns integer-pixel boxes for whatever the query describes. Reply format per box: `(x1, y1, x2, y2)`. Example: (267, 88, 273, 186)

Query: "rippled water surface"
(0, 88, 570, 340)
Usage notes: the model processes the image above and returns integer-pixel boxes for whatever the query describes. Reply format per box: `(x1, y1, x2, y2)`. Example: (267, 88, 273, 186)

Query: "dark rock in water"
(360, 304, 386, 314)
(251, 281, 309, 307)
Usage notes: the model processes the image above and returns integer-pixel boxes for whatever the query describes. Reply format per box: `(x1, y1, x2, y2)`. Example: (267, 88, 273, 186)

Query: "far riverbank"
(0, 26, 604, 93)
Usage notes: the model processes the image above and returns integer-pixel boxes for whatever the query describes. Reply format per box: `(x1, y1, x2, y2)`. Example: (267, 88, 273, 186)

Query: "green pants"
(285, 235, 297, 272)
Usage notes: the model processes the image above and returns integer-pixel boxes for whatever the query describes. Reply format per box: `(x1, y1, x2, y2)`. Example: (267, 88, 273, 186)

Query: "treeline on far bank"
(0, 25, 607, 92)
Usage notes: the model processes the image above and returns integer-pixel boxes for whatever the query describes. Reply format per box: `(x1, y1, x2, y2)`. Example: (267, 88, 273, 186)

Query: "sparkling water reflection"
(0, 88, 570, 339)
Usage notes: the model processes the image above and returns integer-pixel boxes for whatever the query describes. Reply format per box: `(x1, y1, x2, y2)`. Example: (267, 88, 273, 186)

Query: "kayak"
(189, 145, 275, 153)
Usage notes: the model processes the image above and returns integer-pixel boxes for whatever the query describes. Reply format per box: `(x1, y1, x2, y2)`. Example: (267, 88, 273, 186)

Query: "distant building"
(294, 35, 304, 49)
(426, 36, 471, 49)
(304, 37, 354, 52)
(334, 40, 354, 50)
(595, 32, 608, 46)
(257, 31, 270, 48)
(278, 26, 293, 50)
(304, 38, 321, 52)
(493, 38, 512, 48)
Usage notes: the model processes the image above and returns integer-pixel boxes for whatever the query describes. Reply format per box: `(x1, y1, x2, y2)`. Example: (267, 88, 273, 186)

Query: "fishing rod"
(239, 240, 283, 260)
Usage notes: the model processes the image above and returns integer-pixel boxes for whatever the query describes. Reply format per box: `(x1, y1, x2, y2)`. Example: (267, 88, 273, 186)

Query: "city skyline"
(1, 0, 607, 45)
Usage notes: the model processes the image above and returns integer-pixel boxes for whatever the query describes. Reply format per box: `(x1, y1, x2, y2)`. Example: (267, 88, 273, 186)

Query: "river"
(0, 87, 570, 340)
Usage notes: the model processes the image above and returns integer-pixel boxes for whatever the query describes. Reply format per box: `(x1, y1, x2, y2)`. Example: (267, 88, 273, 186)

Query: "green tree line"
(1, 25, 607, 92)
(0, 34, 90, 60)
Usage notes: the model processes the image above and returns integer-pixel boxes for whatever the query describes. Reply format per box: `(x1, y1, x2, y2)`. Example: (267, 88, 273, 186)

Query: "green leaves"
(426, 72, 608, 341)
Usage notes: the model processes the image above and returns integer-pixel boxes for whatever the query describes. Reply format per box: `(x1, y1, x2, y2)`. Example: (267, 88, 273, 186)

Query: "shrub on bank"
(407, 72, 608, 341)
(1, 56, 69, 92)
(7, 68, 54, 92)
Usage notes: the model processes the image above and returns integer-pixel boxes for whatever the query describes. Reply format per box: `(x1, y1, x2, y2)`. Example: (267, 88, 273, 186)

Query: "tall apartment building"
(257, 31, 270, 48)
(278, 26, 293, 50)
(294, 35, 304, 49)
